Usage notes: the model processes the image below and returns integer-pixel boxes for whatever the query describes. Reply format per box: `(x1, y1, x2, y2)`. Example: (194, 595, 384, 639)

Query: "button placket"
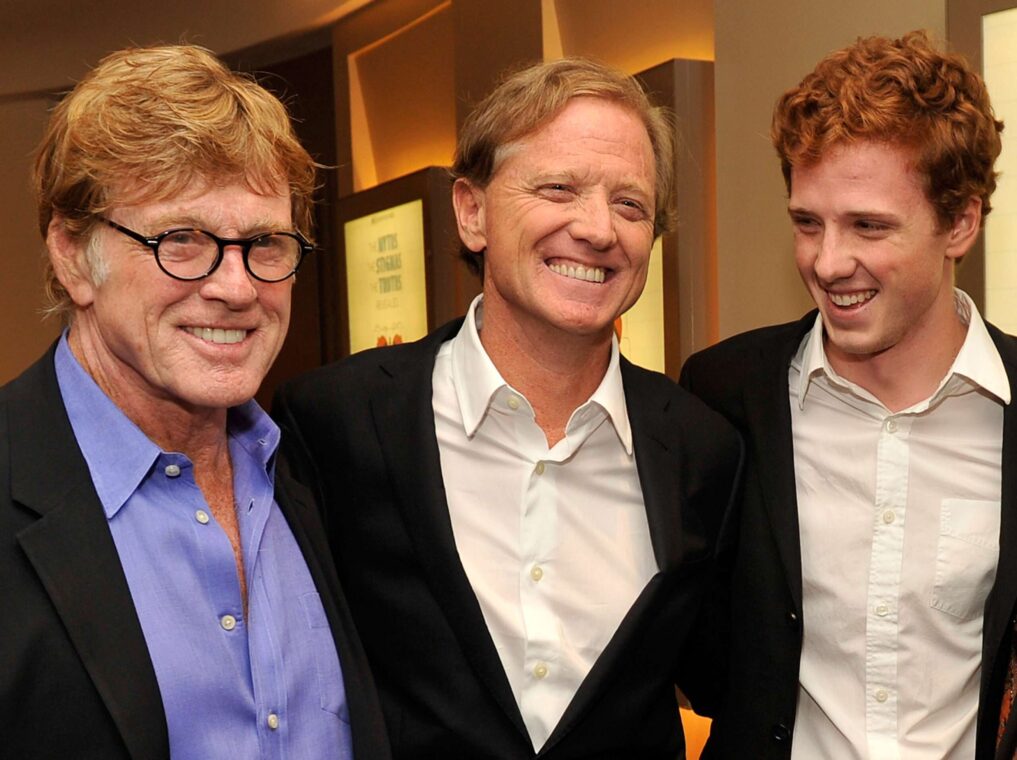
(865, 416, 909, 739)
(519, 440, 559, 688)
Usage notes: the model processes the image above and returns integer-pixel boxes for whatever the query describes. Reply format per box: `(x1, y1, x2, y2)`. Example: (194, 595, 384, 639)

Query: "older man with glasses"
(0, 45, 389, 760)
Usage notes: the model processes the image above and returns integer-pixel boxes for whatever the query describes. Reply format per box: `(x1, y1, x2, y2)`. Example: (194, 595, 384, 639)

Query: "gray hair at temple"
(451, 57, 677, 274)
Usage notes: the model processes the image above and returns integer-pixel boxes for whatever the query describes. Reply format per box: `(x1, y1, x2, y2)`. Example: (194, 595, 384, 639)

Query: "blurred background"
(3, 1, 1015, 754)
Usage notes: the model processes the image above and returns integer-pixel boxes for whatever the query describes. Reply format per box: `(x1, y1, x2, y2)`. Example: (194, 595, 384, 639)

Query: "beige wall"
(0, 97, 60, 384)
(713, 1, 946, 340)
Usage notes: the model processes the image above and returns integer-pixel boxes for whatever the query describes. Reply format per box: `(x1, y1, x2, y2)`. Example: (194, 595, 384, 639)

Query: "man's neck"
(825, 303, 968, 413)
(477, 304, 613, 447)
(67, 327, 230, 460)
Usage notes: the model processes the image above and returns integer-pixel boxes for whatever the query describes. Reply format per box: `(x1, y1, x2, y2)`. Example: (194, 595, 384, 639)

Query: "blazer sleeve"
(672, 353, 746, 718)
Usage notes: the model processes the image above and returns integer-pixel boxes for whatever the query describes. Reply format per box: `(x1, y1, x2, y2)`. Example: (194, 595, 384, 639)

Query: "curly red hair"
(772, 30, 1003, 226)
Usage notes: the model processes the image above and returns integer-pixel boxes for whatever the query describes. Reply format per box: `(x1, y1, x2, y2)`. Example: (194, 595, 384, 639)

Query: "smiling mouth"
(548, 261, 606, 283)
(183, 327, 248, 344)
(829, 290, 876, 307)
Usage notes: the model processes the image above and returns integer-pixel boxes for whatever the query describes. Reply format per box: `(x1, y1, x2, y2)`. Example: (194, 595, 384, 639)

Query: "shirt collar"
(449, 295, 633, 453)
(949, 291, 1012, 404)
(54, 331, 280, 519)
(794, 289, 1010, 410)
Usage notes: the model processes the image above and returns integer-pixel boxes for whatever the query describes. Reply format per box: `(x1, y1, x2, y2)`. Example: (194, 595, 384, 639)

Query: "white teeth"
(549, 262, 606, 283)
(830, 290, 876, 307)
(185, 327, 247, 344)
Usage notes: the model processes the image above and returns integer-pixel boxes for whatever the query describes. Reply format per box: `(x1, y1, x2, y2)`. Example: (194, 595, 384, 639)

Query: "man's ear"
(945, 196, 983, 261)
(452, 178, 487, 253)
(47, 214, 98, 308)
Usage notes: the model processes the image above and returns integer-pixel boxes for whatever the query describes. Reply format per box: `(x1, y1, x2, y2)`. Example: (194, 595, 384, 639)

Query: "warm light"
(983, 7, 1017, 330)
(348, 3, 456, 191)
(542, 0, 714, 70)
(619, 237, 665, 372)
(680, 707, 712, 760)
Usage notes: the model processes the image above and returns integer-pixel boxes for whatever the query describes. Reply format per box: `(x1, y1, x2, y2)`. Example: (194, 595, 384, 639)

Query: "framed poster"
(330, 167, 481, 361)
(344, 199, 428, 353)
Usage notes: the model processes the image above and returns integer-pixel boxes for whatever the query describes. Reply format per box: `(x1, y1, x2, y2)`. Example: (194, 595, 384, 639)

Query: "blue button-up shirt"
(55, 335, 352, 760)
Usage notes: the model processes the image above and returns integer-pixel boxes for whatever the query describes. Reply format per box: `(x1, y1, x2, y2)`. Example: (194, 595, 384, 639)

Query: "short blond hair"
(451, 58, 676, 272)
(34, 44, 317, 318)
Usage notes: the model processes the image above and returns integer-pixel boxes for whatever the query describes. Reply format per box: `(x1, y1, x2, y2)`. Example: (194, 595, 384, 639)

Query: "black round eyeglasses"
(98, 216, 314, 283)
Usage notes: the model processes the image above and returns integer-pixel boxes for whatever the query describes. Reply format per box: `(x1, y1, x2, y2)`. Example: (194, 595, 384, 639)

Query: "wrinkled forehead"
(104, 171, 289, 214)
(489, 97, 652, 179)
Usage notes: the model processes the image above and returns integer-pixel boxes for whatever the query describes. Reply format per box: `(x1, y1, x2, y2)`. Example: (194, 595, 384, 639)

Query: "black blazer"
(680, 312, 1017, 760)
(0, 345, 390, 760)
(273, 318, 743, 759)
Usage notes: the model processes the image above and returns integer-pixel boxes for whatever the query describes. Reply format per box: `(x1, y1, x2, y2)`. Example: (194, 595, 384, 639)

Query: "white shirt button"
(875, 603, 890, 617)
(885, 419, 898, 434)
(164, 464, 181, 478)
(882, 510, 896, 524)
(195, 510, 210, 525)
(220, 614, 237, 631)
(875, 689, 889, 703)
(530, 565, 544, 582)
(535, 461, 546, 475)
(267, 713, 280, 730)
(507, 396, 521, 410)
(533, 662, 549, 679)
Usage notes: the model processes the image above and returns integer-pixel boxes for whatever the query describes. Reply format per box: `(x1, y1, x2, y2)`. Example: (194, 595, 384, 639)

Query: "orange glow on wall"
(543, 0, 714, 71)
(348, 2, 456, 191)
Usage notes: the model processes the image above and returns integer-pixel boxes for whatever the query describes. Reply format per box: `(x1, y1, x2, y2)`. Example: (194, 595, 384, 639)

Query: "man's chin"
(173, 381, 261, 411)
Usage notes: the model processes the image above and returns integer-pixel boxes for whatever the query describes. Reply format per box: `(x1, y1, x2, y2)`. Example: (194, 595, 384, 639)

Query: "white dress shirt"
(790, 290, 1009, 760)
(432, 296, 657, 751)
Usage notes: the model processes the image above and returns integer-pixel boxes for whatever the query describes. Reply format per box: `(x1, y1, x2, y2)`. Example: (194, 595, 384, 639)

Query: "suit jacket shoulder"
(679, 313, 816, 416)
(1, 347, 391, 760)
(0, 347, 168, 760)
(274, 322, 745, 758)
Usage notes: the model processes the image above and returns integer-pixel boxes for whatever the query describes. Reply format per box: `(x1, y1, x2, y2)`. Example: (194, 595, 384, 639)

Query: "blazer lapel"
(367, 321, 528, 739)
(981, 327, 1017, 715)
(539, 367, 681, 755)
(740, 315, 815, 607)
(9, 352, 168, 760)
(624, 359, 685, 571)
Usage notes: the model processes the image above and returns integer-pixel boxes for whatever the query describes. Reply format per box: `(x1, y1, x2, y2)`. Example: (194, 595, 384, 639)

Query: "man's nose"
(199, 245, 259, 305)
(812, 229, 856, 282)
(569, 195, 618, 251)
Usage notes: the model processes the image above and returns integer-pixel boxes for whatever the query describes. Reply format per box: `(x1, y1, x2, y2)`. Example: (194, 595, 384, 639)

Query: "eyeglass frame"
(96, 216, 314, 283)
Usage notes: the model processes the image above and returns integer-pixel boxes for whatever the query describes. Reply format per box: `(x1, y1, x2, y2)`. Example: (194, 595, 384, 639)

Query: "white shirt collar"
(794, 288, 1010, 410)
(449, 295, 633, 453)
